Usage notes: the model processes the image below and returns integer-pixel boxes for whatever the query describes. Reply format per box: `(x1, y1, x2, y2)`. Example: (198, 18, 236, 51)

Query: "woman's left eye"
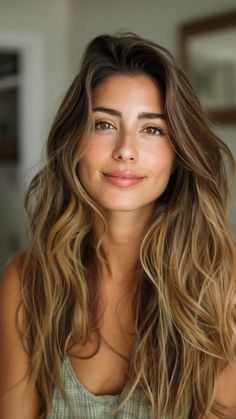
(143, 126, 165, 136)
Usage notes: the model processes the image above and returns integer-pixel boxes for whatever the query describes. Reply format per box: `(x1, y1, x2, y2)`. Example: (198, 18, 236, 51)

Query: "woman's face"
(79, 73, 175, 213)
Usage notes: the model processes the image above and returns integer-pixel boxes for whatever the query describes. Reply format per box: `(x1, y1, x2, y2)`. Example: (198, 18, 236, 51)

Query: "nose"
(112, 132, 138, 162)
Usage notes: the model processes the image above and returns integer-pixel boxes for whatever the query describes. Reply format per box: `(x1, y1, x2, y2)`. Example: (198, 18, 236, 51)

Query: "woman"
(0, 33, 235, 419)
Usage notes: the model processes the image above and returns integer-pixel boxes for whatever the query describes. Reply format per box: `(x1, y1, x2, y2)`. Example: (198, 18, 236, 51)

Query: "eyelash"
(95, 121, 165, 136)
(143, 126, 165, 136)
(95, 121, 114, 131)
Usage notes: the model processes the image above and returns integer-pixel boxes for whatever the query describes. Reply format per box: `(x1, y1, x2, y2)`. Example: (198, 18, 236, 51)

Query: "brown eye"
(143, 126, 164, 136)
(95, 121, 114, 131)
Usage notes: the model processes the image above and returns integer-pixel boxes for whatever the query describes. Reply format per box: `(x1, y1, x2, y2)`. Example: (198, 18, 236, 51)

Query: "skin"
(79, 74, 175, 214)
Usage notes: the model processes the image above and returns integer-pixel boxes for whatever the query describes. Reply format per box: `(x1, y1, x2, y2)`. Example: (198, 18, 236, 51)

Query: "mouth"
(102, 171, 145, 187)
(103, 170, 144, 179)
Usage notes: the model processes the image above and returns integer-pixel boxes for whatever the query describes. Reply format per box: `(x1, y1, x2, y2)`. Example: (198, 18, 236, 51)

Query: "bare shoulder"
(0, 251, 26, 333)
(0, 252, 26, 346)
(0, 252, 25, 300)
(206, 362, 236, 419)
(0, 252, 39, 419)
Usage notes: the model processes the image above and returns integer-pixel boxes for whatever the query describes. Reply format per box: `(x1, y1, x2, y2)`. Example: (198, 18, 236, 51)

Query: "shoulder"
(0, 252, 25, 297)
(209, 362, 236, 418)
(0, 251, 26, 328)
(0, 252, 26, 331)
(0, 252, 39, 418)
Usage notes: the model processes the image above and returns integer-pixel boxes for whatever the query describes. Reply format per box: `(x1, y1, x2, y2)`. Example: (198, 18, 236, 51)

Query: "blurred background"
(0, 0, 235, 270)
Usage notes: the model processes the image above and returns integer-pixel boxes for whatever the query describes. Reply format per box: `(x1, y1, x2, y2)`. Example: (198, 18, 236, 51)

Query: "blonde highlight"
(19, 33, 235, 418)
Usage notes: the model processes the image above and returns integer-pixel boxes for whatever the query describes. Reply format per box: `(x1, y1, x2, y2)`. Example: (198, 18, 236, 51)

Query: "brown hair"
(21, 33, 235, 418)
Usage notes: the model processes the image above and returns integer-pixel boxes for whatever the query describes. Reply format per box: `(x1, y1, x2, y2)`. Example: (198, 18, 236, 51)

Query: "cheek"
(79, 143, 100, 173)
(77, 152, 93, 187)
(80, 139, 110, 169)
(78, 144, 107, 189)
(147, 145, 175, 175)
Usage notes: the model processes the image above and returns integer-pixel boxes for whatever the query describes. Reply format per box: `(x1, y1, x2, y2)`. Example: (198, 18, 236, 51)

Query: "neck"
(94, 206, 154, 285)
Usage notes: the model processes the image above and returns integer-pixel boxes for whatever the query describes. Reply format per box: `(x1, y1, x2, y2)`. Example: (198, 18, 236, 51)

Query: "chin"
(97, 198, 154, 213)
(101, 204, 139, 212)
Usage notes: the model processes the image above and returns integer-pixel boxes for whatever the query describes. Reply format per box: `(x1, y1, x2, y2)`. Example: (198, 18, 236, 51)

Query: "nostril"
(113, 150, 137, 162)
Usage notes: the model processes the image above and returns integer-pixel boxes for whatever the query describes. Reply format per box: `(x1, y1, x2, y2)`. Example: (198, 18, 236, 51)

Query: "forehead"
(92, 73, 164, 109)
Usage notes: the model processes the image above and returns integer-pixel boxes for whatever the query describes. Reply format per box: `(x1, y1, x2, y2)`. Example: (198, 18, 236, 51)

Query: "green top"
(47, 357, 191, 418)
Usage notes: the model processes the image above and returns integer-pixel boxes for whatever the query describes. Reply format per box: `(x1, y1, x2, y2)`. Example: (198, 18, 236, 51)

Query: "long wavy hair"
(20, 33, 235, 418)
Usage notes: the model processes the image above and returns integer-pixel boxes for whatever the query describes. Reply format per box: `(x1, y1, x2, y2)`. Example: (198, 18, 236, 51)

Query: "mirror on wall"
(180, 10, 236, 124)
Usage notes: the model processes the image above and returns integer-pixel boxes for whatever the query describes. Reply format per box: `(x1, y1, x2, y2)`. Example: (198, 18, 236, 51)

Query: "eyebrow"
(93, 106, 165, 120)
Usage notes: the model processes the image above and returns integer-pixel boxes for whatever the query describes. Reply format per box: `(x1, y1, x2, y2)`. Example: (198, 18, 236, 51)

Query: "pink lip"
(102, 171, 145, 187)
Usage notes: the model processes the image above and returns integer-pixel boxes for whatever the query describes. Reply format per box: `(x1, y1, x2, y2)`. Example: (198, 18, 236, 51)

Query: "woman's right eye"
(95, 121, 114, 131)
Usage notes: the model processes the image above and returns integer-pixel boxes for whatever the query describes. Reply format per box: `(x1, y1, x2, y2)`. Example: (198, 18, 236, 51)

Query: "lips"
(103, 171, 144, 179)
(102, 170, 145, 187)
